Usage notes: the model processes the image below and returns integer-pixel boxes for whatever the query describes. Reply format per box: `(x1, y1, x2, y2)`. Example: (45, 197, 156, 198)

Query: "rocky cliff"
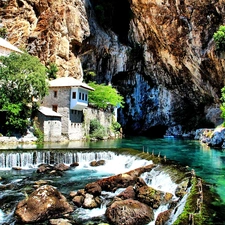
(1, 0, 225, 135)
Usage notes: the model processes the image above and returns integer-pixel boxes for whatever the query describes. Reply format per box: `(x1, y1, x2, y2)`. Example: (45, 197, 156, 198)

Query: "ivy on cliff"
(0, 52, 48, 135)
(220, 86, 225, 126)
(213, 25, 225, 51)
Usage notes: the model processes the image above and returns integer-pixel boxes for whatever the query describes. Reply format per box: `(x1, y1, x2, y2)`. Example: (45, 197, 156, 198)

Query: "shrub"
(89, 119, 106, 139)
(213, 25, 225, 51)
(111, 121, 121, 133)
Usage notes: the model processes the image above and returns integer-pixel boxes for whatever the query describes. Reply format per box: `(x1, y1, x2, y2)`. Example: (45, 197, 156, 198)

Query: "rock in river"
(15, 185, 73, 223)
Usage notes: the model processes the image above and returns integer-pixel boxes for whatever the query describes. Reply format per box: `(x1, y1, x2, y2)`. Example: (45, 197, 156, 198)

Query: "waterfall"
(0, 150, 188, 225)
(0, 150, 151, 170)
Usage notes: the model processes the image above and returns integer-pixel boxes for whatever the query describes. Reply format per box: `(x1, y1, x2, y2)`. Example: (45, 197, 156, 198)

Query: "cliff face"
(1, 0, 225, 135)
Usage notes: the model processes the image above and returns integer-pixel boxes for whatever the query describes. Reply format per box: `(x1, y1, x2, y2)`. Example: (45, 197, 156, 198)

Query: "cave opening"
(90, 0, 132, 44)
(142, 125, 168, 138)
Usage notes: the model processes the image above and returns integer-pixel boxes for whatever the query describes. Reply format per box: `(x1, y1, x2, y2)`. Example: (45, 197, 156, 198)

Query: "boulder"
(37, 164, 54, 173)
(117, 185, 136, 200)
(83, 193, 102, 209)
(208, 127, 225, 148)
(15, 185, 73, 223)
(90, 160, 106, 166)
(70, 162, 79, 167)
(97, 164, 155, 192)
(72, 195, 84, 207)
(49, 218, 72, 225)
(136, 185, 173, 209)
(155, 209, 173, 225)
(105, 199, 154, 225)
(85, 182, 102, 196)
(54, 163, 70, 171)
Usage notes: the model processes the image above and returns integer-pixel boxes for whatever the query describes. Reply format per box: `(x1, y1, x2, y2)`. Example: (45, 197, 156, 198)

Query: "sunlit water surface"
(0, 136, 225, 224)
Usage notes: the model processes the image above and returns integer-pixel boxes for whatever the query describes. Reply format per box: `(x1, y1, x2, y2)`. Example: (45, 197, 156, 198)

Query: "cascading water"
(0, 150, 188, 225)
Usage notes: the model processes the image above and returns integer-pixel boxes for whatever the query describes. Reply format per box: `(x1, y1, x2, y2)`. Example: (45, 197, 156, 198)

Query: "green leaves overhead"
(0, 52, 48, 102)
(88, 82, 124, 110)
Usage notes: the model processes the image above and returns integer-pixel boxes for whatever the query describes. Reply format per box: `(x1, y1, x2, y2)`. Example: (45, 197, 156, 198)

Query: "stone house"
(0, 37, 23, 56)
(38, 77, 94, 141)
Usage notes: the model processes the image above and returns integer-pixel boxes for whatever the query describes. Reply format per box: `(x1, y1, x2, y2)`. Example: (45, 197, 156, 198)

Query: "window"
(82, 93, 84, 100)
(79, 92, 81, 100)
(72, 92, 76, 99)
(85, 94, 87, 101)
(54, 91, 58, 98)
(52, 105, 58, 112)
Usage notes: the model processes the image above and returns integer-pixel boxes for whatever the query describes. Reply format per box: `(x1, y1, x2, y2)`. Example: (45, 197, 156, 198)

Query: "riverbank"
(194, 126, 225, 149)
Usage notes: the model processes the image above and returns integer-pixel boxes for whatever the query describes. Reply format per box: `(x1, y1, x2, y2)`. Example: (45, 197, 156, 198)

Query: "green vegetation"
(213, 25, 225, 51)
(0, 52, 48, 135)
(111, 121, 121, 133)
(89, 118, 106, 139)
(83, 70, 96, 83)
(33, 122, 44, 146)
(0, 27, 7, 38)
(88, 82, 124, 110)
(46, 62, 58, 80)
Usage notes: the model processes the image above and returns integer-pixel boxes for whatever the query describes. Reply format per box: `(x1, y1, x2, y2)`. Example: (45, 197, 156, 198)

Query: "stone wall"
(42, 87, 71, 134)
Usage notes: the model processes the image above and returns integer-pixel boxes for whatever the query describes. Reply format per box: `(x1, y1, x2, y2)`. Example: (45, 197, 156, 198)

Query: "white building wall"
(43, 120, 62, 142)
(0, 46, 12, 56)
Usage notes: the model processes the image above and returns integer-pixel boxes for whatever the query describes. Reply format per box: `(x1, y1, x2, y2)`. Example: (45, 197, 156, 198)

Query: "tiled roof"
(38, 106, 62, 117)
(49, 77, 94, 91)
(0, 37, 23, 53)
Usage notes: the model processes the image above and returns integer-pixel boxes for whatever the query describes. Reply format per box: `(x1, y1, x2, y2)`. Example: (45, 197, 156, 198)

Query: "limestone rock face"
(1, 0, 90, 78)
(15, 185, 73, 223)
(2, 0, 225, 133)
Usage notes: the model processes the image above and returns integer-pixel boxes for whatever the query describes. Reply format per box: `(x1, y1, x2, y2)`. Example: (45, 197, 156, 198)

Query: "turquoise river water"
(0, 136, 225, 224)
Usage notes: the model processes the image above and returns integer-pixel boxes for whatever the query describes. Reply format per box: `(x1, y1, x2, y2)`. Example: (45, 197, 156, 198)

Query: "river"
(0, 136, 225, 224)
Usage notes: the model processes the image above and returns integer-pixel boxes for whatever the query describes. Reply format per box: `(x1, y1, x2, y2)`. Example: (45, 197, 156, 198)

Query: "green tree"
(0, 52, 48, 134)
(88, 82, 124, 110)
(213, 25, 225, 51)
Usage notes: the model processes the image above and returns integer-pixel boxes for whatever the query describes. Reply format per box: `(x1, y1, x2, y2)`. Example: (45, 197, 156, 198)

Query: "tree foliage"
(46, 62, 58, 80)
(213, 25, 225, 51)
(88, 82, 124, 110)
(0, 52, 48, 134)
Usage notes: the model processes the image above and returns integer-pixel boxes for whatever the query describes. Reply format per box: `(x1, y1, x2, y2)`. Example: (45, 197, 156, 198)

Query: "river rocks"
(72, 195, 84, 207)
(54, 163, 70, 171)
(37, 163, 70, 174)
(83, 193, 102, 209)
(71, 163, 179, 224)
(195, 127, 225, 149)
(175, 179, 189, 198)
(136, 185, 173, 209)
(96, 164, 156, 192)
(49, 218, 73, 225)
(15, 185, 73, 223)
(85, 182, 102, 196)
(105, 199, 154, 225)
(117, 185, 136, 200)
(90, 160, 106, 166)
(155, 209, 173, 225)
